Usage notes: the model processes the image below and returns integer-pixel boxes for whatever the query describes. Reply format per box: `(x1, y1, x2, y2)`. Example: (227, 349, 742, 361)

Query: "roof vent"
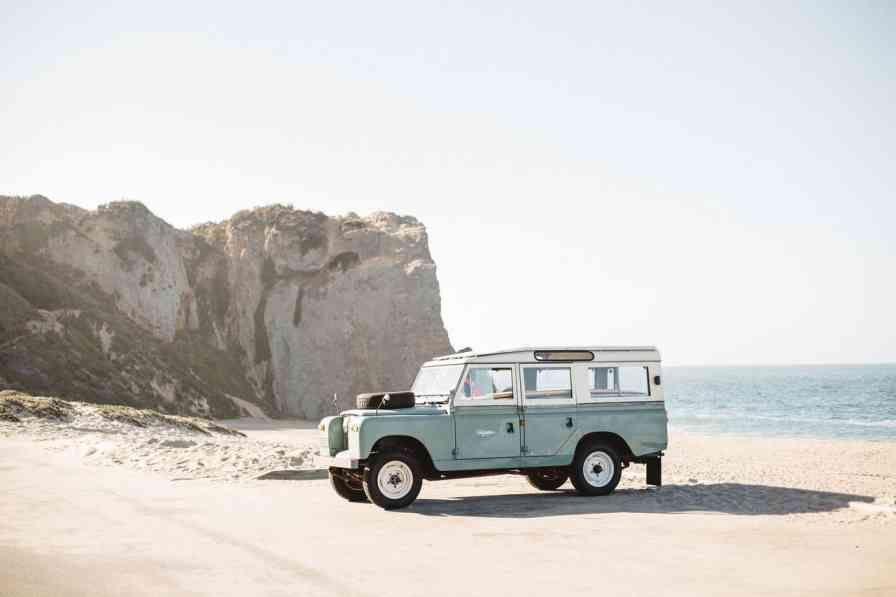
(534, 350, 594, 362)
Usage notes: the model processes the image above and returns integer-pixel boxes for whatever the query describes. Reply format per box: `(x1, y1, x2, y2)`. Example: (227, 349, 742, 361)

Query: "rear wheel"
(329, 469, 368, 502)
(570, 441, 622, 496)
(526, 470, 569, 491)
(363, 450, 423, 509)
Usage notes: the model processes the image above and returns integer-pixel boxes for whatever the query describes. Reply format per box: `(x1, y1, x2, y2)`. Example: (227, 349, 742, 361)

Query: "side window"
(588, 366, 649, 398)
(524, 367, 572, 400)
(590, 367, 617, 394)
(619, 366, 649, 396)
(462, 367, 514, 400)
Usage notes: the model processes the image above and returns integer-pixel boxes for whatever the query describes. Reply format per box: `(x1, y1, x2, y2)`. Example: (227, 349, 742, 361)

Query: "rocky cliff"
(0, 195, 452, 418)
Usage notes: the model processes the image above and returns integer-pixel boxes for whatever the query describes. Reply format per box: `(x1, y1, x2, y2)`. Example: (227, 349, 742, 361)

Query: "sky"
(2, 1, 894, 365)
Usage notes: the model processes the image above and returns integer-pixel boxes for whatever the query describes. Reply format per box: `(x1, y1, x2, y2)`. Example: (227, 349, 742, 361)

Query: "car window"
(618, 366, 649, 396)
(523, 367, 572, 399)
(590, 367, 617, 394)
(588, 366, 649, 397)
(461, 367, 514, 400)
(412, 365, 464, 401)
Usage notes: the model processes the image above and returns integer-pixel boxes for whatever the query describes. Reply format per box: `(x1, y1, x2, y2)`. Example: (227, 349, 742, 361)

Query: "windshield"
(412, 364, 464, 402)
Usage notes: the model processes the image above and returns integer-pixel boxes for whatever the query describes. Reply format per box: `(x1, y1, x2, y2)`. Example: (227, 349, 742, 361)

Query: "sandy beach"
(1, 396, 894, 596)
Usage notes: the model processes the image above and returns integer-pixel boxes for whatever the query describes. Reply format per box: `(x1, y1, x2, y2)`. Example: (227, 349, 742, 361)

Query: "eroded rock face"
(0, 196, 453, 417)
(192, 207, 453, 418)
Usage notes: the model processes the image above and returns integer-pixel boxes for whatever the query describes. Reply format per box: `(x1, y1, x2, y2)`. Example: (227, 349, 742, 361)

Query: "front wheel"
(363, 450, 423, 510)
(570, 442, 622, 496)
(526, 470, 569, 491)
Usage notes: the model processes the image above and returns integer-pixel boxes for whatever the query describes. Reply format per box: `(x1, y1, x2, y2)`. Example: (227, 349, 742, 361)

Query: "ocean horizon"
(664, 363, 896, 441)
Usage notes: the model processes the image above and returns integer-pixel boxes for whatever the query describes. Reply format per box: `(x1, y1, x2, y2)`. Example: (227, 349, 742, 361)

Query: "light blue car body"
(319, 347, 667, 476)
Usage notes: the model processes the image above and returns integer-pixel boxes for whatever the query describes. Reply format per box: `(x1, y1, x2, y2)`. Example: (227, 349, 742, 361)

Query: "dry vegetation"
(0, 390, 244, 437)
(0, 390, 72, 422)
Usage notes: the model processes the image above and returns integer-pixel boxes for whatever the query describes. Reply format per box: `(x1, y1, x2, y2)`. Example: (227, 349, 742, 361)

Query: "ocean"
(663, 364, 896, 441)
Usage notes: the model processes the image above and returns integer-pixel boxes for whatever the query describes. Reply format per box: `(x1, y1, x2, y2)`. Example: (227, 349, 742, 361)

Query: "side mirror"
(653, 375, 661, 386)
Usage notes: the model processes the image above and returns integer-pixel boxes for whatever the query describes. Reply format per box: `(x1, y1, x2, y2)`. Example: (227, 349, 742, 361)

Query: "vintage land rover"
(318, 346, 667, 509)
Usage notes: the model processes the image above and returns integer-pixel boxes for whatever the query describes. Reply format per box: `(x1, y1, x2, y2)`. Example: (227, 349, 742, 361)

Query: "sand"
(0, 395, 319, 481)
(1, 398, 895, 596)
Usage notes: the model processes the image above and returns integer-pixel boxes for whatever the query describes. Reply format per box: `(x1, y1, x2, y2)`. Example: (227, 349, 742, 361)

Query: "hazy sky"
(2, 1, 894, 365)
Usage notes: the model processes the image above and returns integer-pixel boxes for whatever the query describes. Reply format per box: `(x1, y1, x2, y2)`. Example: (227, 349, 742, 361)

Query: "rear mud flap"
(646, 457, 662, 487)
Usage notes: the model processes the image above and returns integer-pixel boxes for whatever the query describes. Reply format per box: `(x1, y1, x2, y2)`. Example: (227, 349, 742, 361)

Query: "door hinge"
(451, 448, 458, 457)
(521, 446, 529, 454)
(519, 420, 526, 427)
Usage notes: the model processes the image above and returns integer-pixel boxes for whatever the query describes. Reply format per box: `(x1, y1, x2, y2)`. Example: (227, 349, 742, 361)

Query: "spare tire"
(356, 391, 415, 410)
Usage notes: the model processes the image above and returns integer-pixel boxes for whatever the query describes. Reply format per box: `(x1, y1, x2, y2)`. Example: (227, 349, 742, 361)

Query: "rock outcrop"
(0, 195, 452, 418)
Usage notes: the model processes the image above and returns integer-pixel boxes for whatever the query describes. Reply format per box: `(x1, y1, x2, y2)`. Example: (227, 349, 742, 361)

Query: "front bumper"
(317, 450, 361, 470)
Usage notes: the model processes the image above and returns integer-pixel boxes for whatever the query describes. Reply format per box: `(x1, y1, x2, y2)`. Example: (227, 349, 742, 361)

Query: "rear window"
(588, 366, 649, 398)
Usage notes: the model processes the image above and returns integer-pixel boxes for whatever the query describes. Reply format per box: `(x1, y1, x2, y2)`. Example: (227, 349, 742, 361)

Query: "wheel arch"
(575, 431, 634, 463)
(370, 435, 437, 477)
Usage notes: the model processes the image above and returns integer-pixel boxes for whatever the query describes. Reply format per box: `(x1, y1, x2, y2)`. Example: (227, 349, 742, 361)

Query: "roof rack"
(432, 346, 659, 361)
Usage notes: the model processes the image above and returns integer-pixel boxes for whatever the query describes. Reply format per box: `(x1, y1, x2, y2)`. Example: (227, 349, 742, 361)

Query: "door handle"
(565, 417, 573, 428)
(506, 422, 515, 433)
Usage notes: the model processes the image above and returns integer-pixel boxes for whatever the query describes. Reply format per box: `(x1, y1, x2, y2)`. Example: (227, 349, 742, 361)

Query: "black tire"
(355, 391, 415, 410)
(329, 469, 368, 502)
(570, 441, 622, 496)
(362, 450, 423, 509)
(526, 470, 569, 491)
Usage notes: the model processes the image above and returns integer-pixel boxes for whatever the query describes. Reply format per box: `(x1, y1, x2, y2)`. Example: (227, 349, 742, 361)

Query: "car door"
(519, 364, 578, 457)
(452, 364, 522, 459)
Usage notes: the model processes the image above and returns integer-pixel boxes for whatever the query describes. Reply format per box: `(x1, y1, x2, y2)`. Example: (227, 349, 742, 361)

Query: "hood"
(340, 405, 448, 417)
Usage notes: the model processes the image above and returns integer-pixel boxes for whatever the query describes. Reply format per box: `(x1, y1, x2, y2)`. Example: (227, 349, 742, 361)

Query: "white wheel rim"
(377, 461, 413, 500)
(583, 451, 614, 488)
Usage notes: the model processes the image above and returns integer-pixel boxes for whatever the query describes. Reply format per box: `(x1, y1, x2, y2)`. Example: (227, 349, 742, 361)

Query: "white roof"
(426, 346, 660, 365)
